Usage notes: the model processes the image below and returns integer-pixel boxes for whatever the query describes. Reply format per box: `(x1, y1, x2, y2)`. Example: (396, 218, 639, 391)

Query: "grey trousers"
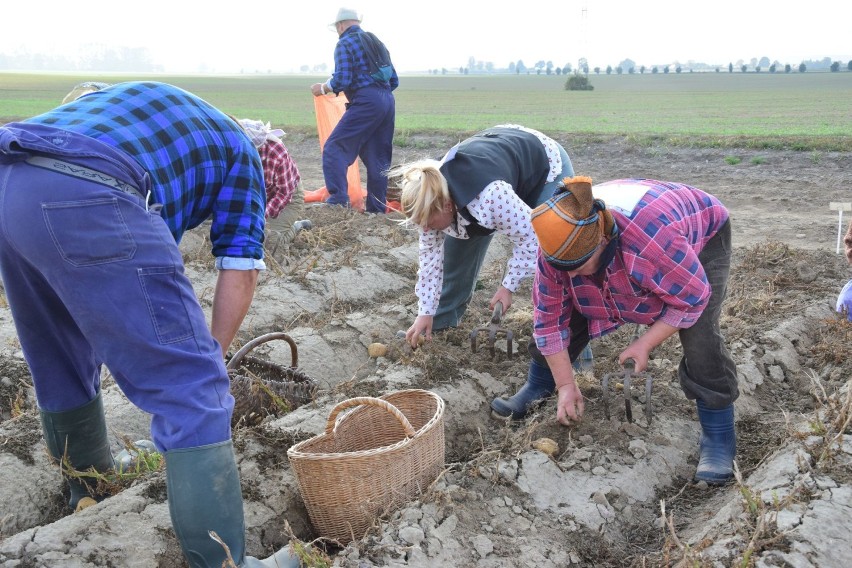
(678, 220, 738, 408)
(264, 188, 305, 262)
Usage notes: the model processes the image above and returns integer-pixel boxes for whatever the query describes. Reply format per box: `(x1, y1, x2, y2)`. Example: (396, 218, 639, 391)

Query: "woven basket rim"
(286, 389, 444, 460)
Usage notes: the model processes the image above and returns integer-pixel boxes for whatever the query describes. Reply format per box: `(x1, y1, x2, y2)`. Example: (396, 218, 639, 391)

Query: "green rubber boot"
(165, 440, 301, 568)
(39, 391, 116, 511)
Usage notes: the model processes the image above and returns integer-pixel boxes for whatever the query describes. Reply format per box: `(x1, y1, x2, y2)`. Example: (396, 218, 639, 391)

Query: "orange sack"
(303, 94, 366, 211)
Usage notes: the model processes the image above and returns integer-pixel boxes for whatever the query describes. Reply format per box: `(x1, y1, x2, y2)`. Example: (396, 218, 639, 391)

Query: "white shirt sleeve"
(415, 228, 446, 315)
(216, 256, 267, 270)
(466, 180, 536, 292)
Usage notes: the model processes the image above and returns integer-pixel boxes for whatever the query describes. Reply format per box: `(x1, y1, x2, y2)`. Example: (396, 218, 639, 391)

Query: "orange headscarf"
(531, 176, 617, 270)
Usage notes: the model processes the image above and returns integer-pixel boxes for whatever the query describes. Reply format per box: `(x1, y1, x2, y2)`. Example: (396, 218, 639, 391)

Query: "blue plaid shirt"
(329, 25, 399, 96)
(24, 82, 266, 262)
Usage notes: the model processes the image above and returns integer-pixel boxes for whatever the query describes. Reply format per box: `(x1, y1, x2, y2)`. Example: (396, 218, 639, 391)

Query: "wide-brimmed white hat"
(330, 7, 361, 26)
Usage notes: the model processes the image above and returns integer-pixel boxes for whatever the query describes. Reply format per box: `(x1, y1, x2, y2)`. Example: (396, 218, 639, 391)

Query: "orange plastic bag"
(304, 94, 366, 211)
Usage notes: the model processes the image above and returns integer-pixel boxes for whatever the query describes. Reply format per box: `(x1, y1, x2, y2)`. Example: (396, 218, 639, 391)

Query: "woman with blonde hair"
(392, 124, 592, 419)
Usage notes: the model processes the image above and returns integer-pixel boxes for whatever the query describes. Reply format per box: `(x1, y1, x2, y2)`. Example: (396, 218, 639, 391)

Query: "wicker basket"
(226, 332, 317, 427)
(287, 389, 445, 544)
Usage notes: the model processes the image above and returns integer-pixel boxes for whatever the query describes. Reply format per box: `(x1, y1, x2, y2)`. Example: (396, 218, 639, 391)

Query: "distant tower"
(578, 0, 589, 73)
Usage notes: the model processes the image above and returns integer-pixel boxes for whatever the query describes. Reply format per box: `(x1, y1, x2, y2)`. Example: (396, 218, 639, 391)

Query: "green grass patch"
(2, 72, 852, 151)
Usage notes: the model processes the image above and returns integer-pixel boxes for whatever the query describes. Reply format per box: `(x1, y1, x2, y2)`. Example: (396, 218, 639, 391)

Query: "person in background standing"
(310, 6, 398, 213)
(0, 81, 299, 567)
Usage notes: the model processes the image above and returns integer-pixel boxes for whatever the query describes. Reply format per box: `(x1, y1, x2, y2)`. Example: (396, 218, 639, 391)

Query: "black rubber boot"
(694, 400, 737, 484)
(491, 359, 556, 420)
(39, 391, 116, 511)
(165, 440, 301, 568)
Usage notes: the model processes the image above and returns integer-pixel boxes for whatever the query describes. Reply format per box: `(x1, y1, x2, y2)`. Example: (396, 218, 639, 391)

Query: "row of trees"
(3, 46, 850, 76)
(580, 60, 852, 75)
(427, 56, 852, 76)
(0, 46, 163, 73)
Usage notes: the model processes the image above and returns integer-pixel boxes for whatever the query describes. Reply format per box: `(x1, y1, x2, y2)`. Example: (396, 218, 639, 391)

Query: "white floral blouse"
(416, 124, 565, 315)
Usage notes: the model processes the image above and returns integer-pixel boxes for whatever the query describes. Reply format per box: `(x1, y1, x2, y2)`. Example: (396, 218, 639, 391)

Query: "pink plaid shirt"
(259, 140, 300, 218)
(533, 179, 729, 356)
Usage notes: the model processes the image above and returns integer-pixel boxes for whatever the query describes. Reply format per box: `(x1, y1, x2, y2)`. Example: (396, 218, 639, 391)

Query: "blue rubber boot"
(695, 400, 737, 484)
(491, 359, 555, 420)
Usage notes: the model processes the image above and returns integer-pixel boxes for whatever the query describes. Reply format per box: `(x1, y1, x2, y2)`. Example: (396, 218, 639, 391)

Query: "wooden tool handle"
(491, 301, 504, 324)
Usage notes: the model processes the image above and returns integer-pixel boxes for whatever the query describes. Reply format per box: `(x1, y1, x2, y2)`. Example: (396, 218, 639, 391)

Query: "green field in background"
(1, 72, 851, 148)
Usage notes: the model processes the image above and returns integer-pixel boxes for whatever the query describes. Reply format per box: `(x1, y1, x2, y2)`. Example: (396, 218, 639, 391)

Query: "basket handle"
(325, 397, 416, 437)
(227, 332, 298, 371)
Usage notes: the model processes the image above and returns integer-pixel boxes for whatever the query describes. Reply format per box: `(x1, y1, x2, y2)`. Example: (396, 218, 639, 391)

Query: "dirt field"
(2, 133, 852, 567)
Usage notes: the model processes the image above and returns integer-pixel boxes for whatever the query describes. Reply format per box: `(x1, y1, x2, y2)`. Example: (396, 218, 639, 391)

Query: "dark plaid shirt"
(328, 25, 399, 95)
(25, 81, 266, 261)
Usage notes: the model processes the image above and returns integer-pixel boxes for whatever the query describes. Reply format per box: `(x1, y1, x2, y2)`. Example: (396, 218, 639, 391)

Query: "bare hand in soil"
(406, 315, 433, 348)
(556, 382, 585, 425)
(489, 286, 513, 312)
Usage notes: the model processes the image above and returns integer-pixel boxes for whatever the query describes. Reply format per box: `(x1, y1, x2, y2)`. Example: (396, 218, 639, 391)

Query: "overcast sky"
(2, 1, 850, 74)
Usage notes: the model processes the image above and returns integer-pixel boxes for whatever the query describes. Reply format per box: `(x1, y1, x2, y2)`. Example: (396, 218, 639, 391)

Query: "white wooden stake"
(830, 202, 852, 254)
